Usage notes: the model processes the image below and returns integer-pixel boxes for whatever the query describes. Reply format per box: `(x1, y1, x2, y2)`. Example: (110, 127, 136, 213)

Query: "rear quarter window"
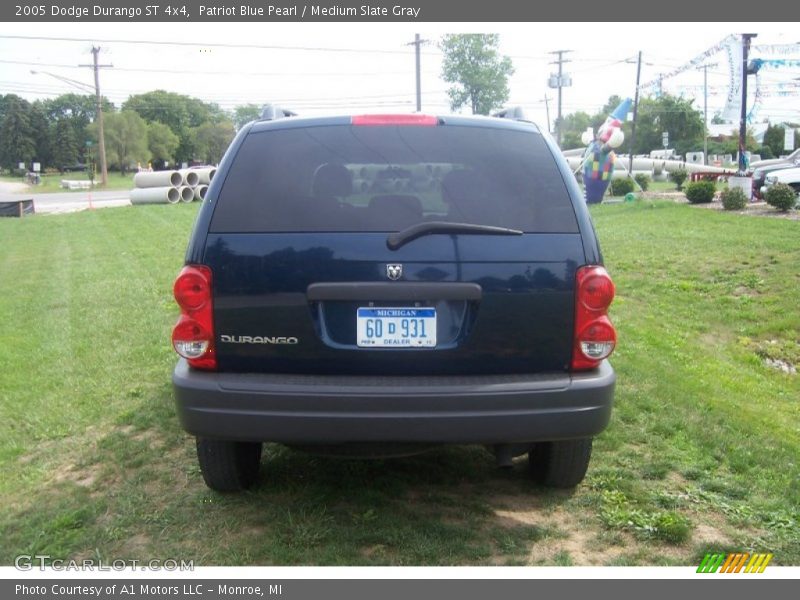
(210, 124, 578, 233)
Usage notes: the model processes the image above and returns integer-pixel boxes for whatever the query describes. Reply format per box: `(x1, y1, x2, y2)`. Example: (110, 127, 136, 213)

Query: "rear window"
(210, 124, 578, 233)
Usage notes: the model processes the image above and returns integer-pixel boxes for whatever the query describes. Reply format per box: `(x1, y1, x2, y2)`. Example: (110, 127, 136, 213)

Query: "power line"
(0, 58, 431, 78)
(0, 34, 442, 56)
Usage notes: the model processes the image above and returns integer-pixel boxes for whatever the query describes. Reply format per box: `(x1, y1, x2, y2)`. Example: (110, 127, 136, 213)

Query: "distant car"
(762, 166, 800, 197)
(749, 147, 800, 171)
(752, 162, 800, 200)
(61, 163, 87, 173)
(171, 108, 617, 492)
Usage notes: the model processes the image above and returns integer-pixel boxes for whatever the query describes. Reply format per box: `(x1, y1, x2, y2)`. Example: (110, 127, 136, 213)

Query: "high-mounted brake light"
(172, 265, 216, 370)
(572, 266, 616, 371)
(351, 114, 439, 126)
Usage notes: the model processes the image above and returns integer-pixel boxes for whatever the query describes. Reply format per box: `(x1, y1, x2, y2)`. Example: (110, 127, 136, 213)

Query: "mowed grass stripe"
(0, 207, 194, 471)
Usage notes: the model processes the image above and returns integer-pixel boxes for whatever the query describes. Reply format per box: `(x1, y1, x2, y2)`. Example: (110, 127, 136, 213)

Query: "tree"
(124, 90, 227, 162)
(29, 101, 53, 169)
(439, 34, 514, 115)
(0, 95, 35, 170)
(147, 121, 180, 167)
(629, 94, 704, 156)
(558, 96, 629, 150)
(91, 110, 149, 174)
(559, 111, 593, 150)
(233, 104, 261, 130)
(52, 118, 79, 171)
(192, 120, 235, 164)
(706, 126, 759, 158)
(761, 124, 800, 158)
(41, 93, 114, 162)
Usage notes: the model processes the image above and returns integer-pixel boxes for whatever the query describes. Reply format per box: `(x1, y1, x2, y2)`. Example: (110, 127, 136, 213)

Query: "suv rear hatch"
(204, 118, 585, 375)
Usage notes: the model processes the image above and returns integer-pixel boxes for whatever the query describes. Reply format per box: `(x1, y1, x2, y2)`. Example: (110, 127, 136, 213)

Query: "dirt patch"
(682, 198, 800, 220)
(692, 522, 732, 546)
(488, 492, 634, 565)
(643, 191, 685, 201)
(747, 338, 800, 375)
(697, 331, 735, 349)
(638, 191, 799, 220)
(52, 462, 102, 488)
(0, 180, 30, 194)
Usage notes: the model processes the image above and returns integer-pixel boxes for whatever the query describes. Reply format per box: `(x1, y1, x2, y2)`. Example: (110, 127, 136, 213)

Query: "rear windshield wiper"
(387, 221, 523, 251)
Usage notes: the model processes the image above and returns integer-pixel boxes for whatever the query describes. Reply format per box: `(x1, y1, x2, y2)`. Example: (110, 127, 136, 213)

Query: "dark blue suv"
(172, 110, 616, 491)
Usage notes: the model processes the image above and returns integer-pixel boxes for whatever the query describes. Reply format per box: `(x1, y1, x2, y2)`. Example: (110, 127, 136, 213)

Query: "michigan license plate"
(356, 307, 436, 348)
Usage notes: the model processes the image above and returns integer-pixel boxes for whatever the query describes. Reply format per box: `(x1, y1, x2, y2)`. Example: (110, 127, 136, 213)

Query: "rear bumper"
(172, 360, 615, 444)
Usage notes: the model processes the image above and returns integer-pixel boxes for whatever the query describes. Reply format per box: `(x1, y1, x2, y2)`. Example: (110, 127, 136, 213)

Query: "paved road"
(0, 182, 130, 214)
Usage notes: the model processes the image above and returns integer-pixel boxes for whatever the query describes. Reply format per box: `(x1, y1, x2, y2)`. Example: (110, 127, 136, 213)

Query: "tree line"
(559, 94, 799, 158)
(0, 91, 263, 173)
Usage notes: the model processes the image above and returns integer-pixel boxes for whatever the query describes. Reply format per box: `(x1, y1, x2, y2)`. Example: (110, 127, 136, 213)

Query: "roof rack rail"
(492, 106, 528, 121)
(259, 104, 297, 121)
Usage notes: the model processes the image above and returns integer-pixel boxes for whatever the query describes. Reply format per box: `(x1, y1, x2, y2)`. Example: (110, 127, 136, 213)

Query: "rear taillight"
(351, 114, 439, 126)
(172, 265, 216, 370)
(572, 266, 616, 371)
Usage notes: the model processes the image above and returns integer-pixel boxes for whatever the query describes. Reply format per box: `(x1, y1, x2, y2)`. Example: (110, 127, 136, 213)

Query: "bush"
(669, 168, 688, 190)
(684, 180, 716, 204)
(757, 145, 774, 160)
(765, 183, 798, 212)
(634, 173, 650, 191)
(720, 186, 748, 211)
(609, 177, 635, 196)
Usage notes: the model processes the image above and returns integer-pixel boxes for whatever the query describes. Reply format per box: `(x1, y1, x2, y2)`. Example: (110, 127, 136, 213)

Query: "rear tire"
(196, 438, 262, 492)
(528, 438, 593, 488)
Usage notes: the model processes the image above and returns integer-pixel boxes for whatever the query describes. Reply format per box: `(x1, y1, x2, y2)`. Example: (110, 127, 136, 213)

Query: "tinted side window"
(210, 124, 578, 233)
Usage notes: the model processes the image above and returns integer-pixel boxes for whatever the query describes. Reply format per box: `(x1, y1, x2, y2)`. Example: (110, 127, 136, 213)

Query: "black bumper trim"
(172, 360, 615, 444)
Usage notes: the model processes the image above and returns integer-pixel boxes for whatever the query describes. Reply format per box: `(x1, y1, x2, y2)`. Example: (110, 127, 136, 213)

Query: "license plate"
(356, 307, 436, 348)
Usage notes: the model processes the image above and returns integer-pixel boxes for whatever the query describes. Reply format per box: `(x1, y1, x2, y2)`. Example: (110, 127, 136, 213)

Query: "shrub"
(720, 186, 748, 211)
(609, 177, 635, 196)
(765, 183, 798, 212)
(757, 145, 774, 160)
(669, 168, 688, 190)
(634, 173, 650, 191)
(684, 180, 716, 204)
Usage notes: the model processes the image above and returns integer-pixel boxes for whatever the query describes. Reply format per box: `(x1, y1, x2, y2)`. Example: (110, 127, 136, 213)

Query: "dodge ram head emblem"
(386, 264, 403, 280)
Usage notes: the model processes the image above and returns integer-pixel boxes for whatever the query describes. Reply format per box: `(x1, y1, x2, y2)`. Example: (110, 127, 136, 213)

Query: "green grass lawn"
(0, 171, 134, 193)
(0, 201, 797, 566)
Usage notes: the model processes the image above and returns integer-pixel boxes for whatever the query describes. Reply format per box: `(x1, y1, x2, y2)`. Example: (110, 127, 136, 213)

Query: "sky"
(1, 22, 799, 130)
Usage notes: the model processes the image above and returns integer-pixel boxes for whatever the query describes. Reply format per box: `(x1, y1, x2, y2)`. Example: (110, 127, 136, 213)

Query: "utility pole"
(80, 47, 112, 186)
(548, 50, 572, 147)
(628, 52, 642, 174)
(738, 33, 757, 174)
(544, 95, 551, 135)
(703, 64, 709, 165)
(407, 34, 427, 112)
(697, 62, 718, 166)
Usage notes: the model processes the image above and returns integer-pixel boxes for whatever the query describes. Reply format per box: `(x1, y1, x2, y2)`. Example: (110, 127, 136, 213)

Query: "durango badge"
(386, 264, 403, 280)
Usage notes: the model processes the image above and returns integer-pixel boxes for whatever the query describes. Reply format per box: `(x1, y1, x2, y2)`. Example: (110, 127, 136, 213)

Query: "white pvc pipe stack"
(191, 167, 216, 185)
(130, 187, 181, 205)
(193, 185, 208, 201)
(565, 155, 735, 177)
(178, 186, 195, 203)
(133, 170, 182, 188)
(180, 170, 200, 188)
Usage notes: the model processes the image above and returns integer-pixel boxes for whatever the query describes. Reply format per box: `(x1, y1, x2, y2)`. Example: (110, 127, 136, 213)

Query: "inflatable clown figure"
(581, 98, 632, 204)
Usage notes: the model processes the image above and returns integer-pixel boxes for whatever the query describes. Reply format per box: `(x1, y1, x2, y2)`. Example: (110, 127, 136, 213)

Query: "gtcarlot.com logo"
(697, 552, 773, 573)
(14, 554, 194, 571)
